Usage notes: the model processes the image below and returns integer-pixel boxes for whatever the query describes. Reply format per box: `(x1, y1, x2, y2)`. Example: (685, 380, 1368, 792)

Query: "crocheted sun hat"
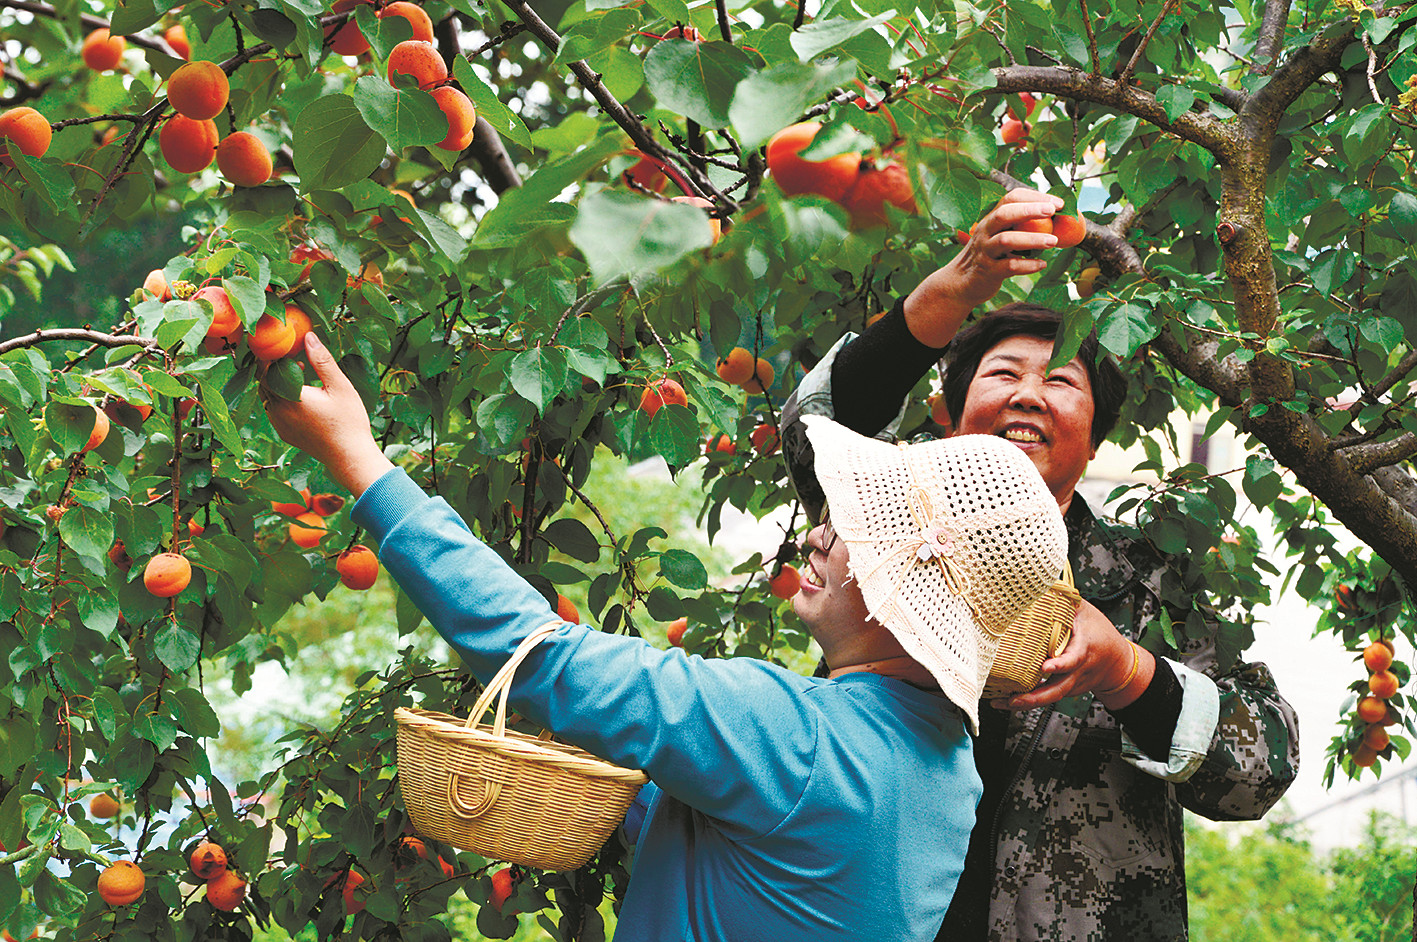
(802, 415, 1069, 731)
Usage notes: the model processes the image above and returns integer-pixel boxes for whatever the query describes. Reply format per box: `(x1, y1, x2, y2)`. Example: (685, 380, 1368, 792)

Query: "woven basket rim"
(395, 707, 649, 785)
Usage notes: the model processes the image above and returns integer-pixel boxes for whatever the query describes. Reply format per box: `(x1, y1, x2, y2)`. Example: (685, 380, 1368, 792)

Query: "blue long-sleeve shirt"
(354, 468, 981, 941)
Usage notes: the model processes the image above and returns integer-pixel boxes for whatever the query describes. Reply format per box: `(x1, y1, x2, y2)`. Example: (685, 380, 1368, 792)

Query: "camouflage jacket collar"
(1065, 497, 1141, 604)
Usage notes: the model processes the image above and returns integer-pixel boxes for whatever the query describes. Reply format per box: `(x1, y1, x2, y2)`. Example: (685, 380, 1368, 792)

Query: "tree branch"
(0, 0, 170, 53)
(992, 65, 1239, 162)
(1250, 0, 1291, 76)
(1369, 348, 1417, 402)
(499, 0, 732, 206)
(1077, 0, 1102, 74)
(1117, 0, 1181, 86)
(1338, 432, 1417, 476)
(1245, 17, 1357, 136)
(434, 16, 522, 193)
(0, 329, 158, 357)
(714, 0, 733, 42)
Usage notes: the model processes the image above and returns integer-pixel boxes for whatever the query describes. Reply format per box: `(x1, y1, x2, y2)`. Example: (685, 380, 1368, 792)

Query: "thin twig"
(1078, 0, 1102, 74)
(714, 0, 733, 42)
(1118, 0, 1181, 86)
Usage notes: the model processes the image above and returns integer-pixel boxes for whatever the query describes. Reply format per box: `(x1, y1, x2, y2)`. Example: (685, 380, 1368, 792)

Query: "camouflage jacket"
(781, 336, 1300, 942)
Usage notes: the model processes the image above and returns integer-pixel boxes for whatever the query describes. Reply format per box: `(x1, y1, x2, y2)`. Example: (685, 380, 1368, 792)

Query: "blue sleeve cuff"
(351, 467, 429, 547)
(1119, 658, 1220, 782)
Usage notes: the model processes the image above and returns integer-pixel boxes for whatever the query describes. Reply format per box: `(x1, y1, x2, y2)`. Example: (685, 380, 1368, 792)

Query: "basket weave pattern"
(395, 624, 648, 871)
(982, 565, 1080, 699)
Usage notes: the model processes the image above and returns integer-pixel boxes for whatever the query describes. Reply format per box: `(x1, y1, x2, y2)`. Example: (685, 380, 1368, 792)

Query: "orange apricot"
(288, 512, 327, 548)
(556, 593, 579, 623)
(1357, 695, 1388, 723)
(1370, 669, 1400, 699)
(168, 60, 229, 121)
(165, 24, 190, 59)
(715, 347, 755, 385)
(82, 29, 126, 72)
(142, 268, 171, 301)
(489, 867, 516, 914)
(89, 792, 121, 818)
(841, 160, 917, 228)
(765, 122, 862, 203)
(430, 85, 476, 151)
(190, 840, 227, 880)
(1052, 214, 1086, 248)
(379, 1, 435, 42)
(216, 131, 273, 187)
(247, 311, 296, 361)
(203, 323, 244, 355)
(667, 616, 688, 647)
(327, 0, 373, 55)
(193, 285, 241, 337)
(386, 40, 447, 89)
(624, 153, 669, 192)
(336, 545, 379, 589)
(308, 493, 345, 516)
(205, 869, 246, 911)
(0, 107, 52, 168)
(1000, 116, 1029, 146)
(144, 553, 192, 597)
(1364, 641, 1395, 672)
(282, 304, 313, 352)
(271, 488, 311, 517)
(97, 860, 144, 906)
(639, 378, 687, 417)
(750, 422, 779, 454)
(81, 406, 110, 454)
(159, 115, 219, 173)
(290, 244, 335, 281)
(741, 358, 774, 395)
(769, 564, 801, 599)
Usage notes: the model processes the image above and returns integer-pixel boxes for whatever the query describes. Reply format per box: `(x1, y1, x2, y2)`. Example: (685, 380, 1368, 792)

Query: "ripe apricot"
(282, 304, 313, 353)
(705, 433, 735, 455)
(430, 85, 476, 151)
(336, 545, 379, 589)
(160, 115, 218, 173)
(142, 268, 171, 301)
(187, 517, 205, 537)
(1353, 743, 1379, 767)
(193, 285, 241, 337)
(108, 540, 134, 572)
(671, 195, 720, 243)
(144, 553, 192, 597)
(1363, 641, 1395, 672)
(0, 107, 52, 168)
(1000, 116, 1029, 146)
(667, 616, 688, 647)
(98, 860, 145, 906)
(309, 493, 345, 516)
(386, 40, 447, 90)
(89, 793, 121, 818)
(624, 153, 669, 192)
(489, 867, 516, 914)
(190, 841, 227, 880)
(765, 122, 862, 202)
(841, 160, 917, 228)
(216, 131, 273, 187)
(639, 378, 687, 417)
(288, 512, 327, 548)
(327, 0, 373, 55)
(741, 358, 774, 395)
(1370, 669, 1400, 699)
(769, 564, 801, 600)
(661, 24, 702, 41)
(168, 61, 229, 121)
(82, 29, 126, 72)
(203, 323, 243, 355)
(1052, 214, 1086, 248)
(379, 1, 435, 42)
(290, 244, 335, 281)
(81, 407, 110, 454)
(331, 868, 366, 914)
(272, 486, 312, 518)
(751, 422, 778, 455)
(715, 347, 755, 385)
(205, 869, 247, 911)
(165, 24, 190, 59)
(1357, 695, 1388, 723)
(1363, 724, 1390, 750)
(928, 393, 952, 427)
(247, 311, 297, 361)
(556, 593, 579, 623)
(1007, 92, 1038, 119)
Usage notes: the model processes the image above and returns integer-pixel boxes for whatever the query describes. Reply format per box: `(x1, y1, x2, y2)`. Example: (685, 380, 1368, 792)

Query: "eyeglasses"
(820, 507, 839, 554)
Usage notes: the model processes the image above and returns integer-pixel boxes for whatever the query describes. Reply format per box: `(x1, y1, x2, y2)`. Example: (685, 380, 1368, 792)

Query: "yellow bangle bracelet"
(1098, 641, 1141, 697)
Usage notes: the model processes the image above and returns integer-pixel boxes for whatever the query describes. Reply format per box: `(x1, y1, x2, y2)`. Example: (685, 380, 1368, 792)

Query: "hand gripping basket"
(981, 564, 1081, 700)
(394, 622, 649, 871)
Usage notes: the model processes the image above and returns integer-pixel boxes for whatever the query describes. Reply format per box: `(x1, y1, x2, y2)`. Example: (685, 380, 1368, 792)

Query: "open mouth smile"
(1000, 425, 1045, 444)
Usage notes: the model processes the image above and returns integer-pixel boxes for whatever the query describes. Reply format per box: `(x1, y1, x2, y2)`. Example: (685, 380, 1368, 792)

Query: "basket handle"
(447, 774, 501, 819)
(462, 620, 563, 736)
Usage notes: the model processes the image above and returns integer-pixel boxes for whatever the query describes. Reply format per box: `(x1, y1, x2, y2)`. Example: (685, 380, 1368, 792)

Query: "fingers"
(300, 333, 355, 397)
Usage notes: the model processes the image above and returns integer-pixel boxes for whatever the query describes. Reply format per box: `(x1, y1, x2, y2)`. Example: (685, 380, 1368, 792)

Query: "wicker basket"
(982, 564, 1080, 700)
(395, 623, 649, 871)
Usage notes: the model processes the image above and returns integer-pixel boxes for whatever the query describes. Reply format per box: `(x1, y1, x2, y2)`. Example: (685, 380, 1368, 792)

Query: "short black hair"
(941, 303, 1127, 449)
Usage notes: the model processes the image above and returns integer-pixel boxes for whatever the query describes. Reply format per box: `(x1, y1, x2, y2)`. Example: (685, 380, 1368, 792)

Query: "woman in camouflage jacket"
(779, 188, 1300, 941)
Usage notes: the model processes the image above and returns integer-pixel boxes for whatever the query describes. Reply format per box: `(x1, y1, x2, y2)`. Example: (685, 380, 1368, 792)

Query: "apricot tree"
(0, 0, 1415, 938)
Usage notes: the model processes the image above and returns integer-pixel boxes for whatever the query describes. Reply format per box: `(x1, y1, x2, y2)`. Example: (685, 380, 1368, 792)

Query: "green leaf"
(44, 400, 99, 455)
(647, 404, 700, 468)
(0, 718, 35, 779)
(133, 713, 180, 752)
(197, 377, 244, 456)
(569, 190, 713, 286)
(542, 518, 601, 563)
(33, 869, 84, 919)
(475, 394, 535, 448)
(292, 94, 388, 191)
(155, 620, 203, 672)
(395, 586, 426, 635)
(643, 39, 754, 129)
(1359, 316, 1405, 348)
(1389, 192, 1417, 232)
(351, 76, 446, 152)
(555, 8, 641, 63)
(509, 347, 571, 415)
(657, 548, 707, 589)
(263, 357, 306, 402)
(1157, 84, 1196, 122)
(728, 59, 858, 149)
(58, 506, 114, 561)
(788, 10, 895, 61)
(454, 57, 531, 150)
(1243, 456, 1283, 506)
(168, 687, 222, 739)
(1096, 302, 1157, 359)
